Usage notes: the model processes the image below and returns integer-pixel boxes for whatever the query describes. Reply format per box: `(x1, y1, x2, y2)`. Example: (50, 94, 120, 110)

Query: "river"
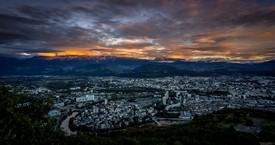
(60, 112, 78, 135)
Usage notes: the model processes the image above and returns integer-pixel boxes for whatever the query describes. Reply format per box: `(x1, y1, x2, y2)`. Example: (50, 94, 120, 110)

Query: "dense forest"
(1, 86, 274, 145)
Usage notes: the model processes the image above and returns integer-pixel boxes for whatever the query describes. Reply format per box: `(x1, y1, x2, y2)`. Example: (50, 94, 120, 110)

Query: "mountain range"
(1, 56, 275, 77)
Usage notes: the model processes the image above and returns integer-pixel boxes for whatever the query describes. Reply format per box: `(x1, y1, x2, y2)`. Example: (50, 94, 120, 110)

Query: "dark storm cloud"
(0, 27, 30, 42)
(72, 5, 128, 22)
(0, 13, 45, 44)
(0, 0, 274, 61)
(0, 4, 101, 53)
(0, 13, 46, 25)
(71, 0, 137, 24)
(116, 20, 161, 38)
(17, 5, 71, 23)
(101, 41, 156, 49)
(104, 0, 137, 6)
(0, 45, 58, 53)
(233, 8, 275, 25)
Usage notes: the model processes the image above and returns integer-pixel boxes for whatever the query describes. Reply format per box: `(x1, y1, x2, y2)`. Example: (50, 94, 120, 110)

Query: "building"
(76, 94, 95, 102)
(162, 97, 167, 105)
(48, 109, 61, 117)
(179, 111, 193, 120)
(162, 90, 169, 105)
(165, 102, 181, 110)
(54, 102, 65, 108)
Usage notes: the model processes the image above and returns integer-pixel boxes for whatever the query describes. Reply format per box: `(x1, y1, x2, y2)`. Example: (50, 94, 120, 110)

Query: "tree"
(246, 119, 254, 126)
(0, 86, 64, 145)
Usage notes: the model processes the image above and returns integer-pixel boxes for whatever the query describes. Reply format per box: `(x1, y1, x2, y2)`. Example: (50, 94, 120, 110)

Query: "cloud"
(0, 0, 275, 61)
(0, 13, 46, 25)
(0, 13, 44, 44)
(0, 30, 30, 44)
(16, 5, 71, 24)
(232, 8, 275, 25)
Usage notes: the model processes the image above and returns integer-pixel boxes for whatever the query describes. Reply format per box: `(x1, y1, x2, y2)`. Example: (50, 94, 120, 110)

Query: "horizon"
(2, 54, 275, 64)
(1, 0, 275, 62)
(1, 2, 275, 144)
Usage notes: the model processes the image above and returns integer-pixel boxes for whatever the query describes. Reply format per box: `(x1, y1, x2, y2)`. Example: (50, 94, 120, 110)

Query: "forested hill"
(1, 86, 275, 145)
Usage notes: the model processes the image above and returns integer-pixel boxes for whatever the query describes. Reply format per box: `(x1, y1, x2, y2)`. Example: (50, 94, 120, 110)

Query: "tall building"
(104, 98, 108, 105)
(165, 90, 169, 98)
(162, 97, 167, 105)
(76, 94, 95, 102)
(162, 90, 169, 105)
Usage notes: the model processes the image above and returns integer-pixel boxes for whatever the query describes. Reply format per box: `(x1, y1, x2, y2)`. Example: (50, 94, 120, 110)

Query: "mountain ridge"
(1, 56, 275, 77)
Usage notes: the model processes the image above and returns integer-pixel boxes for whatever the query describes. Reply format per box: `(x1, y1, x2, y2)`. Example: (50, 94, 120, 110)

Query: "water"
(60, 112, 78, 135)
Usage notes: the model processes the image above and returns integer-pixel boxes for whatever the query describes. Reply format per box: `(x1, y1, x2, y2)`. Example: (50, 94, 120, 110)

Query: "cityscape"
(1, 0, 275, 144)
(1, 75, 274, 135)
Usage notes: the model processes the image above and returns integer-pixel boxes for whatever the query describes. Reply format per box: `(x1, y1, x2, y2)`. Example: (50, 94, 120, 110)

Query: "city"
(1, 75, 274, 135)
(1, 0, 275, 144)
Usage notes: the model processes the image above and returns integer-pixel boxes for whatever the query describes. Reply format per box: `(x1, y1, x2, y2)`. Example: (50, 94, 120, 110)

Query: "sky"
(0, 0, 275, 62)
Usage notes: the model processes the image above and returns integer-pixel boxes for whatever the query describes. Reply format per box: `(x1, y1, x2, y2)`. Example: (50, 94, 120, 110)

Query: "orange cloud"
(35, 25, 275, 62)
(38, 49, 101, 57)
(195, 37, 216, 44)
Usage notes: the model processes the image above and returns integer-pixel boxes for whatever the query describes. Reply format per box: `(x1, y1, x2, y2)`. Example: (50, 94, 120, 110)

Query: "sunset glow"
(0, 0, 275, 62)
(38, 50, 101, 57)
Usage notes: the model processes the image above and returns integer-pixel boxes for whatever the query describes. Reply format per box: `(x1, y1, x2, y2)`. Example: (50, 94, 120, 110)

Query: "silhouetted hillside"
(0, 56, 275, 77)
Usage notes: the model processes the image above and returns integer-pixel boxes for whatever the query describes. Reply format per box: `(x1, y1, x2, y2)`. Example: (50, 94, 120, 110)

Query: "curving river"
(60, 112, 78, 135)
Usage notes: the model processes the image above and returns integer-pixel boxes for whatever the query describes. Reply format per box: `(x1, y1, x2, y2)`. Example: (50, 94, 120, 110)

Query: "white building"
(93, 106, 99, 113)
(54, 102, 65, 108)
(48, 109, 61, 117)
(76, 94, 95, 102)
(162, 97, 167, 105)
(162, 90, 169, 105)
(165, 90, 169, 98)
(165, 102, 181, 110)
(179, 111, 193, 120)
(104, 99, 108, 105)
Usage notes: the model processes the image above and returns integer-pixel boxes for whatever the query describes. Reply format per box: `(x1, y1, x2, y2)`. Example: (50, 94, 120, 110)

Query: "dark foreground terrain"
(1, 86, 275, 145)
